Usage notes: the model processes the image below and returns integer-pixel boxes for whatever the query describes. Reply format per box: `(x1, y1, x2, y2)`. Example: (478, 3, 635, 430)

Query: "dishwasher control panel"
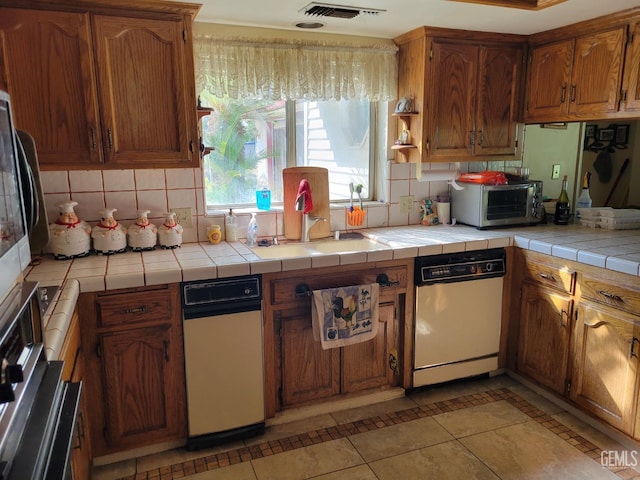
(415, 248, 506, 285)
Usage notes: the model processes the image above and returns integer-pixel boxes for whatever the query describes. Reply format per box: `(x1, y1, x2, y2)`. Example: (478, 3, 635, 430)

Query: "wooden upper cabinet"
(621, 19, 640, 112)
(570, 27, 625, 116)
(476, 44, 524, 157)
(92, 15, 194, 166)
(525, 39, 573, 121)
(526, 26, 627, 121)
(0, 1, 199, 170)
(429, 41, 477, 160)
(0, 9, 103, 167)
(394, 27, 526, 163)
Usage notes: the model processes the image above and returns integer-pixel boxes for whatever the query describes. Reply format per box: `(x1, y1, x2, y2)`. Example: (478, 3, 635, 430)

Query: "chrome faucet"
(294, 194, 325, 242)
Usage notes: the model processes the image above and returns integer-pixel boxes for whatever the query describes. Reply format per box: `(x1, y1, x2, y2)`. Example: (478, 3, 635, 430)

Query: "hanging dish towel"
(312, 284, 379, 350)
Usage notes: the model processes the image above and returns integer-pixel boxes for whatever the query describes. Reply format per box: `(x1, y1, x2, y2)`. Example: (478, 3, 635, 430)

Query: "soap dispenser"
(247, 213, 258, 247)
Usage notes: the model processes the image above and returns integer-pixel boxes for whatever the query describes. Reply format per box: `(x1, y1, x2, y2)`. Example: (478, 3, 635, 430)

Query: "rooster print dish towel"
(312, 284, 379, 350)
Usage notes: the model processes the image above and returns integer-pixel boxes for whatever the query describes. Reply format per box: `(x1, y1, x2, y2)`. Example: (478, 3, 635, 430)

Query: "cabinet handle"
(107, 128, 113, 151)
(570, 85, 576, 102)
(630, 337, 639, 359)
(477, 129, 484, 146)
(73, 411, 84, 450)
(164, 340, 169, 361)
(537, 272, 556, 283)
(469, 131, 475, 146)
(560, 85, 567, 103)
(295, 283, 312, 298)
(559, 309, 568, 328)
(124, 306, 147, 314)
(598, 290, 623, 302)
(584, 317, 606, 328)
(90, 128, 97, 150)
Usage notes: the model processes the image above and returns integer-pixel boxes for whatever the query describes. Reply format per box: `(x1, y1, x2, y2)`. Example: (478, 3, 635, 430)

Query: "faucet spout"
(301, 214, 326, 242)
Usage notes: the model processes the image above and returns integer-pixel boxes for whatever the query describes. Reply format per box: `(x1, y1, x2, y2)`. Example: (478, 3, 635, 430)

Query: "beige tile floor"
(93, 375, 640, 480)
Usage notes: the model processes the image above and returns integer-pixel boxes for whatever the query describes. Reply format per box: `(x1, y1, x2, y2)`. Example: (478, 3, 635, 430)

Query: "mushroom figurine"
(48, 201, 91, 260)
(91, 208, 127, 255)
(127, 209, 157, 251)
(158, 212, 183, 249)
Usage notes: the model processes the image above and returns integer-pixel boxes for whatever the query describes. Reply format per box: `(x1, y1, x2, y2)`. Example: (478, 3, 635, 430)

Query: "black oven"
(0, 281, 80, 480)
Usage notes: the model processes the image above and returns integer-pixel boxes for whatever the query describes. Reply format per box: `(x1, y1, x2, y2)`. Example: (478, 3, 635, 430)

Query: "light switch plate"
(399, 195, 414, 213)
(552, 164, 561, 179)
(171, 207, 193, 228)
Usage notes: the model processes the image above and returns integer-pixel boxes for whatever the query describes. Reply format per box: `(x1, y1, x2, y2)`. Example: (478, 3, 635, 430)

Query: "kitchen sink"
(251, 237, 389, 259)
(250, 244, 315, 259)
(310, 238, 389, 254)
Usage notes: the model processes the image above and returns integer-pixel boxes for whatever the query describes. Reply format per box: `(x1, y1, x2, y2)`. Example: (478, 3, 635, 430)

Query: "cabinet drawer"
(523, 259, 576, 294)
(96, 288, 174, 328)
(580, 274, 640, 317)
(268, 265, 408, 306)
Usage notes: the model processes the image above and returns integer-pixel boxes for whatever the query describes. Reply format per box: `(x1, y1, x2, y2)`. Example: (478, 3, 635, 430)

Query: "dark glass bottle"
(554, 175, 570, 225)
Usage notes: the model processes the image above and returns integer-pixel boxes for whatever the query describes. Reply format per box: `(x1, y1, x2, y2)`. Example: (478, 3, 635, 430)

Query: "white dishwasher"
(181, 275, 264, 450)
(413, 249, 506, 388)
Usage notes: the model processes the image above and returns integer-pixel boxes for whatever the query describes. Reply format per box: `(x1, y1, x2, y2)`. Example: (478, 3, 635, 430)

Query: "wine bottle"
(576, 171, 592, 209)
(554, 175, 570, 225)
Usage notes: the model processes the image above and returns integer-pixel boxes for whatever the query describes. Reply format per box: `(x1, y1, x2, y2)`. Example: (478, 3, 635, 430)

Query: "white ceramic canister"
(91, 208, 127, 255)
(127, 209, 158, 251)
(48, 201, 91, 260)
(158, 212, 183, 249)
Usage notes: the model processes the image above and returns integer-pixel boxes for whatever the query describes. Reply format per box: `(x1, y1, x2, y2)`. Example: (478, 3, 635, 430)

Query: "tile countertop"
(26, 222, 640, 361)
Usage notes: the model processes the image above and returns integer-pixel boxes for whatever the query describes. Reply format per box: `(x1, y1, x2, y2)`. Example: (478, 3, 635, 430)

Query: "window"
(200, 92, 374, 209)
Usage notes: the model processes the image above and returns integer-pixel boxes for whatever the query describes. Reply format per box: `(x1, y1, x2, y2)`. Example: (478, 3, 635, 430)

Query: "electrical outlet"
(171, 207, 193, 228)
(552, 164, 561, 179)
(399, 195, 414, 213)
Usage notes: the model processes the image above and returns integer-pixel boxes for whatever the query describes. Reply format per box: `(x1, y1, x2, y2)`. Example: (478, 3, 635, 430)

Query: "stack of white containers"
(577, 208, 640, 230)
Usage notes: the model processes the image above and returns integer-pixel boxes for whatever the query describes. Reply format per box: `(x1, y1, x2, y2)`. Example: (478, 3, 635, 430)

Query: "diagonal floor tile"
(348, 416, 453, 463)
(461, 420, 620, 480)
(251, 438, 364, 480)
(434, 400, 530, 437)
(181, 461, 257, 479)
(310, 465, 379, 479)
(246, 414, 337, 446)
(369, 440, 499, 480)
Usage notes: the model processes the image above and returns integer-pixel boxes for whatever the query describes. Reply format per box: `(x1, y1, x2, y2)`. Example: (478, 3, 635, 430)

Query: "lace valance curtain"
(193, 35, 398, 101)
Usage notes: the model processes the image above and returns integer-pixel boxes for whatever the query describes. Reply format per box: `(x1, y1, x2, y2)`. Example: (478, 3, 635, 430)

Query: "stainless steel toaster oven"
(451, 180, 543, 228)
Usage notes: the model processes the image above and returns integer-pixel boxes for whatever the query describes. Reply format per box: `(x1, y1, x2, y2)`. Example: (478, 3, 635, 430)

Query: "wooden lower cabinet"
(279, 301, 397, 407)
(513, 249, 640, 439)
(570, 301, 640, 435)
(264, 259, 412, 416)
(60, 307, 92, 480)
(80, 284, 186, 457)
(517, 283, 573, 395)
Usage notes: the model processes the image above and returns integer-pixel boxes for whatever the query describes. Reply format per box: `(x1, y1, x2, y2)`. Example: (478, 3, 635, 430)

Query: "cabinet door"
(429, 41, 477, 160)
(280, 309, 340, 406)
(475, 44, 523, 157)
(570, 302, 639, 435)
(517, 283, 573, 395)
(569, 27, 625, 117)
(342, 302, 397, 393)
(71, 351, 92, 480)
(0, 8, 103, 167)
(622, 19, 640, 112)
(92, 15, 195, 166)
(99, 324, 185, 449)
(525, 39, 573, 120)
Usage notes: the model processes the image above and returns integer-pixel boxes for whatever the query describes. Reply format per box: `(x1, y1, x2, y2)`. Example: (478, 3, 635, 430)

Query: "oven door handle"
(45, 381, 82, 480)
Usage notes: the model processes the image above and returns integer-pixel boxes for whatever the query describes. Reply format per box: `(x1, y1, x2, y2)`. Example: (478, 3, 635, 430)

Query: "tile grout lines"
(118, 388, 640, 480)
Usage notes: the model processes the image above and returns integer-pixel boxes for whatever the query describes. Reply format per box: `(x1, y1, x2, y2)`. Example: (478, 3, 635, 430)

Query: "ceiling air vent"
(299, 2, 386, 19)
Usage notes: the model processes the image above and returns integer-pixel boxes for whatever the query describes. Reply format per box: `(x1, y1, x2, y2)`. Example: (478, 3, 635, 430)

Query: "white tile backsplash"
(40, 171, 69, 193)
(103, 170, 135, 191)
(41, 161, 473, 241)
(69, 170, 103, 192)
(135, 169, 166, 190)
